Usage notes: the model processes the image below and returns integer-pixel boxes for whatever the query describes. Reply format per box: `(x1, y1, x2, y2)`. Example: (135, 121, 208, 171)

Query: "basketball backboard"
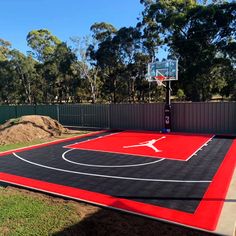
(146, 60, 178, 83)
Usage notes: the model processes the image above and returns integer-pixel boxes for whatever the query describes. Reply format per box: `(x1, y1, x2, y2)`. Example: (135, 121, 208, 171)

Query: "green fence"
(0, 102, 235, 134)
(58, 104, 109, 128)
(0, 105, 58, 124)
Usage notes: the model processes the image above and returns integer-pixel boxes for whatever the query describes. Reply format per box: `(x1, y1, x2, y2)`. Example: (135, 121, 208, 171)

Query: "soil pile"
(0, 115, 70, 145)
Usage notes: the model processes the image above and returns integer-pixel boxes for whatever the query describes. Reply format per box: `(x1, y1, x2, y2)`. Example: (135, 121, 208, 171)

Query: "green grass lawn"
(0, 188, 81, 236)
(0, 140, 47, 152)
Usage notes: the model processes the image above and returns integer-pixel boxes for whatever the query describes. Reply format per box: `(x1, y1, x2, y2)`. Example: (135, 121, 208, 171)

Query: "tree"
(89, 23, 120, 103)
(0, 38, 11, 61)
(0, 60, 14, 103)
(71, 36, 101, 103)
(42, 42, 78, 103)
(176, 88, 186, 101)
(27, 29, 61, 62)
(90, 23, 156, 103)
(9, 50, 43, 104)
(90, 22, 117, 42)
(141, 0, 236, 101)
(53, 43, 79, 103)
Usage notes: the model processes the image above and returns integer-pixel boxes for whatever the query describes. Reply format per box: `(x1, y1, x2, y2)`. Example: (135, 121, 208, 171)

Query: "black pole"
(164, 81, 171, 132)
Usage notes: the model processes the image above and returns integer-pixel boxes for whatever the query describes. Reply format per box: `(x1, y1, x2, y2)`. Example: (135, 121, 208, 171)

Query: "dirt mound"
(0, 115, 69, 146)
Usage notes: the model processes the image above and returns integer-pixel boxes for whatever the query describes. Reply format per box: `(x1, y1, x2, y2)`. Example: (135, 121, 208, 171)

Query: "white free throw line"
(13, 152, 211, 183)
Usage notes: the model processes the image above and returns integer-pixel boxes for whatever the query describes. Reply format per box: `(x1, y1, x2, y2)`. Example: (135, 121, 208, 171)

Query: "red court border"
(0, 133, 235, 231)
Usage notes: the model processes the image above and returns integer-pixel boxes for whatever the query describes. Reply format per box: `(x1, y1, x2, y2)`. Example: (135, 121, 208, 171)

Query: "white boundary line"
(12, 152, 211, 183)
(185, 135, 215, 161)
(62, 149, 165, 168)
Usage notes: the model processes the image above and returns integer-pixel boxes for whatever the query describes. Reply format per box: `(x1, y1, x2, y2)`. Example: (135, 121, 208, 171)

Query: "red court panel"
(66, 131, 213, 161)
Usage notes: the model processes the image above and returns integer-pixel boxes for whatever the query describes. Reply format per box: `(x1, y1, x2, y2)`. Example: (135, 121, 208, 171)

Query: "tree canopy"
(0, 1, 235, 104)
(141, 0, 236, 101)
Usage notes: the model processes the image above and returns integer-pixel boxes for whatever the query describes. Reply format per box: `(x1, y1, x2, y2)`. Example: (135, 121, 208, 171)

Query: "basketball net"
(154, 75, 166, 87)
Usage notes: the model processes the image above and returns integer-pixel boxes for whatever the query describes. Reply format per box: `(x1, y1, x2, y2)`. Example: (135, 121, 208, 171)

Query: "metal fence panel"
(172, 102, 236, 134)
(59, 104, 83, 126)
(35, 105, 58, 120)
(59, 104, 109, 128)
(109, 103, 165, 131)
(110, 104, 144, 130)
(0, 102, 235, 134)
(0, 105, 58, 124)
(0, 106, 16, 124)
(16, 105, 36, 117)
(143, 103, 165, 130)
(81, 104, 109, 128)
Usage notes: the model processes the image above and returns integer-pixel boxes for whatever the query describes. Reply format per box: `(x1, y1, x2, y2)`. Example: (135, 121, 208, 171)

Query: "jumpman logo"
(123, 136, 166, 152)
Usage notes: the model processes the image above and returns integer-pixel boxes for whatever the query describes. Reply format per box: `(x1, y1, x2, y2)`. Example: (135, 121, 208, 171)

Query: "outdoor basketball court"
(0, 130, 235, 232)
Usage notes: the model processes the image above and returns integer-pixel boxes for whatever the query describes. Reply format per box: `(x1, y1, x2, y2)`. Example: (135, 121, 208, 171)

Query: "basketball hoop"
(154, 75, 166, 87)
(145, 59, 178, 88)
(145, 59, 178, 132)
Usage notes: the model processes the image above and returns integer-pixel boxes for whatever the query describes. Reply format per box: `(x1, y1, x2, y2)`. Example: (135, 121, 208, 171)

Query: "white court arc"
(62, 149, 165, 168)
(12, 152, 212, 183)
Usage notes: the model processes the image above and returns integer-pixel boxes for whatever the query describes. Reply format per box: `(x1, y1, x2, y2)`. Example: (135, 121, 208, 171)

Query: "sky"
(0, 0, 144, 54)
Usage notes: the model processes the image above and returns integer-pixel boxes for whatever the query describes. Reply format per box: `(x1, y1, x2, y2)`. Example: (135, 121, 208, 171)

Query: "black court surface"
(0, 130, 235, 232)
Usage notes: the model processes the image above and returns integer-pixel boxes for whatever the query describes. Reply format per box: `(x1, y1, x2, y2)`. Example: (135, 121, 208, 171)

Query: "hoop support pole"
(164, 81, 171, 132)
